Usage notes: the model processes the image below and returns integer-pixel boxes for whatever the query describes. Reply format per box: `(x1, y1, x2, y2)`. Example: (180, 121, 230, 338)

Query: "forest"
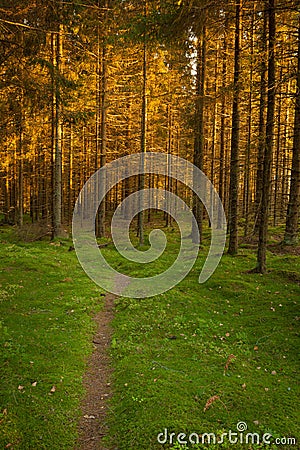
(0, 0, 300, 449)
(1, 0, 299, 263)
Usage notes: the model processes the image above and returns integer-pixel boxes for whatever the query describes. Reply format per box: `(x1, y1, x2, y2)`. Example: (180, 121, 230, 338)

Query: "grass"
(0, 226, 104, 449)
(102, 224, 300, 449)
(0, 221, 299, 449)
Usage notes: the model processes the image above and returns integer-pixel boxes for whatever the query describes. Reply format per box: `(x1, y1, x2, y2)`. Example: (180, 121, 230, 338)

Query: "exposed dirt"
(76, 293, 115, 450)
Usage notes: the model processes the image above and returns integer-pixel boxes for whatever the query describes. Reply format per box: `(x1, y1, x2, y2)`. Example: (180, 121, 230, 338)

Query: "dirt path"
(76, 293, 115, 450)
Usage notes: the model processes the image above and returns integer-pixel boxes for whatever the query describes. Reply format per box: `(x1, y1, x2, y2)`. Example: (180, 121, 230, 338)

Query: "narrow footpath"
(76, 293, 115, 450)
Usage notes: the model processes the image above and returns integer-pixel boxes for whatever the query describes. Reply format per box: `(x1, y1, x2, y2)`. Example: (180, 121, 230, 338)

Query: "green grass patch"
(0, 223, 299, 450)
(0, 226, 104, 449)
(103, 226, 300, 449)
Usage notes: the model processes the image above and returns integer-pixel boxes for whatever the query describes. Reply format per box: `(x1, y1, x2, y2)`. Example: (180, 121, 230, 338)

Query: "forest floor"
(76, 292, 115, 450)
(0, 223, 299, 449)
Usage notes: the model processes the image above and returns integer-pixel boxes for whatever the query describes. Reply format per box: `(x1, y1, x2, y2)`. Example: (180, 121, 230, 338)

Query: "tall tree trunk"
(165, 105, 172, 227)
(137, 1, 147, 245)
(191, 23, 206, 244)
(52, 10, 64, 239)
(254, 6, 267, 233)
(256, 0, 276, 273)
(218, 21, 227, 228)
(243, 9, 254, 237)
(16, 94, 24, 227)
(228, 0, 241, 255)
(98, 39, 108, 237)
(284, 17, 300, 245)
(273, 64, 283, 226)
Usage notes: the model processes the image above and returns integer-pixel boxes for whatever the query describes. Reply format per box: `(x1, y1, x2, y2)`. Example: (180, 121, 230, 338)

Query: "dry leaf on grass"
(203, 395, 220, 412)
(224, 354, 236, 374)
(50, 385, 56, 393)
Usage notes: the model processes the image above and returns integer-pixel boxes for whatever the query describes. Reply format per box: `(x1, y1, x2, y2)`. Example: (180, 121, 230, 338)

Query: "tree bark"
(256, 0, 276, 273)
(52, 8, 64, 239)
(284, 17, 300, 245)
(218, 20, 227, 228)
(137, 1, 147, 245)
(98, 40, 108, 237)
(191, 23, 206, 244)
(254, 6, 267, 233)
(228, 0, 241, 255)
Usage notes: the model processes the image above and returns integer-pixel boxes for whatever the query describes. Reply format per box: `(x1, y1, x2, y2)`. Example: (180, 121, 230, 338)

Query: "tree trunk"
(191, 23, 206, 244)
(243, 9, 254, 237)
(228, 0, 241, 255)
(97, 40, 108, 237)
(16, 95, 24, 227)
(254, 6, 267, 233)
(52, 13, 64, 239)
(256, 0, 276, 273)
(137, 2, 147, 245)
(284, 18, 300, 245)
(218, 21, 227, 228)
(273, 64, 283, 227)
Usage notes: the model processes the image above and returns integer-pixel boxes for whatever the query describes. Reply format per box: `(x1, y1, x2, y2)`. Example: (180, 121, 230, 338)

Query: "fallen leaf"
(2, 408, 7, 415)
(242, 383, 246, 389)
(31, 381, 37, 387)
(254, 346, 259, 351)
(18, 385, 24, 391)
(224, 354, 236, 374)
(203, 395, 219, 412)
(271, 370, 277, 375)
(50, 385, 56, 393)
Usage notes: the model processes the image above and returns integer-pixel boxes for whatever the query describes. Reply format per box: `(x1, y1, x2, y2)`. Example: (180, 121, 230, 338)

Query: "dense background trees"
(0, 0, 299, 268)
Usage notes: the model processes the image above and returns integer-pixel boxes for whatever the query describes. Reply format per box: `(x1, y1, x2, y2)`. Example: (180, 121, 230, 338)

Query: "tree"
(284, 16, 300, 245)
(137, 0, 148, 245)
(256, 0, 276, 273)
(228, 0, 241, 255)
(191, 22, 206, 244)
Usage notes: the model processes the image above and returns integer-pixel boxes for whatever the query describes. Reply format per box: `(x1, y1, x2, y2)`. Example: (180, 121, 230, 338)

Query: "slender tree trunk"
(52, 11, 64, 238)
(254, 6, 267, 233)
(273, 65, 283, 226)
(256, 0, 276, 273)
(191, 23, 206, 244)
(137, 2, 147, 245)
(98, 39, 108, 237)
(209, 47, 218, 228)
(16, 94, 24, 227)
(228, 0, 241, 255)
(243, 10, 254, 237)
(165, 105, 172, 227)
(218, 22, 227, 228)
(284, 18, 300, 245)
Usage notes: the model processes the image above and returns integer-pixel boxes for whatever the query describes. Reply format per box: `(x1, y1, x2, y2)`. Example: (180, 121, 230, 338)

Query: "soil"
(76, 293, 116, 450)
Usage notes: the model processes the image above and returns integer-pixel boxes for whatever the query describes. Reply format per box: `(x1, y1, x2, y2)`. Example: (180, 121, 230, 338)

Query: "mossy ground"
(0, 226, 104, 449)
(0, 222, 299, 449)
